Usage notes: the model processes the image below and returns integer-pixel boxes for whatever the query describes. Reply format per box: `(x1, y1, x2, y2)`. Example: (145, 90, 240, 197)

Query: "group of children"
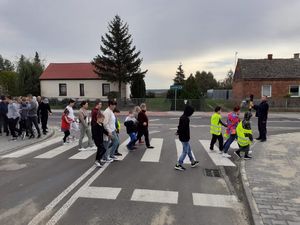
(174, 104, 253, 171)
(61, 100, 153, 168)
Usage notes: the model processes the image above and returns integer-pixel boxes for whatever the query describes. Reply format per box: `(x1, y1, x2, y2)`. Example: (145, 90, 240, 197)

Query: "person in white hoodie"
(6, 96, 20, 140)
(103, 100, 119, 162)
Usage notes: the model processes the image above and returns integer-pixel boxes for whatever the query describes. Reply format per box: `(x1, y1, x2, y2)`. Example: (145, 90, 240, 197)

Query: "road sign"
(170, 85, 183, 90)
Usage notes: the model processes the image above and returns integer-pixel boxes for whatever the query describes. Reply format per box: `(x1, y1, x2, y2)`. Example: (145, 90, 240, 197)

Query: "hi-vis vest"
(236, 121, 252, 146)
(210, 113, 222, 135)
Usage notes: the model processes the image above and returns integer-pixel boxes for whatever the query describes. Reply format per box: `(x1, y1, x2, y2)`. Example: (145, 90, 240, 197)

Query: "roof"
(234, 58, 300, 80)
(39, 63, 100, 80)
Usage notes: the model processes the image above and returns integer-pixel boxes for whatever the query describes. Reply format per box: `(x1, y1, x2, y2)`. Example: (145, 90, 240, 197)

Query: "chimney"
(294, 53, 299, 59)
(267, 54, 273, 60)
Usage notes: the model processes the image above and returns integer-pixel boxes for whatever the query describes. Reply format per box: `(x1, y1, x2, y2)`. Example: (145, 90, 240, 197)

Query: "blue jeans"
(127, 132, 137, 149)
(223, 134, 236, 153)
(178, 141, 195, 165)
(104, 131, 119, 159)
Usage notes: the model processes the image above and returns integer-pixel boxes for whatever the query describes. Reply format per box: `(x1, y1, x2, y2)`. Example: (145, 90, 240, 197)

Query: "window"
(102, 83, 110, 96)
(289, 85, 300, 97)
(79, 83, 85, 96)
(261, 85, 272, 97)
(59, 83, 67, 96)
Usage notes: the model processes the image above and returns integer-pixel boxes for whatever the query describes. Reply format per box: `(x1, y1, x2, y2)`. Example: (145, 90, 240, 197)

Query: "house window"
(261, 85, 272, 97)
(289, 85, 300, 97)
(102, 83, 110, 96)
(79, 83, 85, 96)
(59, 83, 67, 96)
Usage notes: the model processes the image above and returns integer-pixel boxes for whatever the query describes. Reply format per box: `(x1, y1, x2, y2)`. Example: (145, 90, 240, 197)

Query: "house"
(39, 63, 130, 100)
(233, 53, 300, 101)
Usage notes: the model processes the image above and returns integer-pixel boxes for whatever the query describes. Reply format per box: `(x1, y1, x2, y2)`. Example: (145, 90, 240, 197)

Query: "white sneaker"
(106, 158, 114, 163)
(110, 156, 120, 161)
(94, 161, 102, 167)
(88, 146, 97, 150)
(219, 151, 223, 154)
(249, 150, 253, 154)
(78, 147, 86, 151)
(222, 153, 232, 158)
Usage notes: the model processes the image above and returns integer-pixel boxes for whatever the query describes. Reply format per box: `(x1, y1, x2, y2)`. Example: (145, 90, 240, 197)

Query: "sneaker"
(37, 134, 41, 138)
(222, 153, 232, 158)
(248, 150, 253, 155)
(78, 147, 86, 151)
(86, 146, 97, 151)
(260, 139, 266, 142)
(147, 146, 154, 149)
(94, 161, 102, 167)
(255, 137, 261, 140)
(100, 159, 107, 164)
(210, 147, 214, 151)
(234, 151, 241, 159)
(244, 155, 252, 160)
(106, 158, 114, 163)
(219, 150, 223, 154)
(110, 156, 120, 161)
(114, 152, 122, 156)
(191, 161, 199, 168)
(175, 164, 186, 171)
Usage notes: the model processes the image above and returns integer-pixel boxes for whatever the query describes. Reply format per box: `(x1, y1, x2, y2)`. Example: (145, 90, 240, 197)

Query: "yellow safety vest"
(236, 122, 252, 147)
(210, 113, 222, 135)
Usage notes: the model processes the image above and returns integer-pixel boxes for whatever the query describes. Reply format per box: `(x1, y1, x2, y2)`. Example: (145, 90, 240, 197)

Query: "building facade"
(233, 54, 300, 101)
(39, 63, 130, 100)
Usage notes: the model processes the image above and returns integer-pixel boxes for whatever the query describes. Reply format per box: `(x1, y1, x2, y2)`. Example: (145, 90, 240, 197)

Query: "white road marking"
(192, 116, 202, 119)
(192, 193, 238, 208)
(199, 140, 236, 167)
(1, 136, 63, 158)
(169, 118, 179, 120)
(190, 124, 210, 128)
(149, 119, 160, 122)
(149, 130, 160, 134)
(169, 127, 177, 130)
(175, 139, 196, 164)
(69, 150, 95, 159)
(78, 186, 121, 200)
(131, 189, 178, 204)
(28, 165, 96, 225)
(141, 138, 163, 162)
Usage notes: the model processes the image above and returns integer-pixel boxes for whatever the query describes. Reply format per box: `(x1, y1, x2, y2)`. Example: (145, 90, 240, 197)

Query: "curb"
(0, 128, 56, 156)
(240, 161, 264, 225)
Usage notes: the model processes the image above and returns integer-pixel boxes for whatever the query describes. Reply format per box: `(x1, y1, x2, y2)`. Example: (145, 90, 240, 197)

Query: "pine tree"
(130, 73, 146, 98)
(173, 63, 185, 85)
(93, 15, 147, 98)
(0, 55, 14, 72)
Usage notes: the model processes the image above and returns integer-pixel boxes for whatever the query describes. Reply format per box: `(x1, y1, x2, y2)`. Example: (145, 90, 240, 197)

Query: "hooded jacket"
(177, 105, 194, 142)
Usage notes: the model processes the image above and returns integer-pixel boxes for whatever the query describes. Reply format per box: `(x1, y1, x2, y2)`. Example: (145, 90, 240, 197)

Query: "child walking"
(61, 108, 73, 144)
(92, 113, 111, 167)
(210, 106, 227, 152)
(124, 110, 138, 151)
(175, 105, 199, 171)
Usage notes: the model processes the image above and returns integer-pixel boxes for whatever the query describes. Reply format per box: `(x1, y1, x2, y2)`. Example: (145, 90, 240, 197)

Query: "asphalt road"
(0, 113, 299, 225)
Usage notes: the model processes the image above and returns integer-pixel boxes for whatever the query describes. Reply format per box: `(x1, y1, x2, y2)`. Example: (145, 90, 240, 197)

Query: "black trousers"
(0, 115, 9, 134)
(136, 127, 150, 147)
(210, 134, 224, 151)
(63, 130, 70, 142)
(8, 118, 20, 138)
(28, 116, 41, 136)
(258, 118, 267, 140)
(41, 114, 48, 133)
(95, 143, 106, 161)
(236, 145, 250, 156)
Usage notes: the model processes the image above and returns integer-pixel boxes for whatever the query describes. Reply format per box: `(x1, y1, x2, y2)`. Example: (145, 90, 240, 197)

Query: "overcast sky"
(1, 0, 300, 89)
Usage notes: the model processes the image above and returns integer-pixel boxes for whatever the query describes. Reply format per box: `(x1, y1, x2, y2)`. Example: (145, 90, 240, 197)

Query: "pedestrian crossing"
(76, 186, 238, 208)
(1, 136, 238, 167)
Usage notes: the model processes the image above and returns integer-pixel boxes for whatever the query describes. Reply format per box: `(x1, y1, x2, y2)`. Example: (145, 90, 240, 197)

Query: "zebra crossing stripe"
(34, 137, 87, 159)
(175, 139, 196, 164)
(140, 138, 163, 162)
(199, 140, 236, 167)
(1, 136, 63, 158)
(131, 189, 178, 204)
(192, 193, 238, 208)
(78, 186, 121, 200)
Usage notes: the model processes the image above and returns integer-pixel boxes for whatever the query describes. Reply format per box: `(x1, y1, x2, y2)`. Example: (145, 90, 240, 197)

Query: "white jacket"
(103, 107, 116, 133)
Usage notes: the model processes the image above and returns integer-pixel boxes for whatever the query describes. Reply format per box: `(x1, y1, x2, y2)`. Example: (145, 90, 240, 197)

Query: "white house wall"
(40, 80, 127, 100)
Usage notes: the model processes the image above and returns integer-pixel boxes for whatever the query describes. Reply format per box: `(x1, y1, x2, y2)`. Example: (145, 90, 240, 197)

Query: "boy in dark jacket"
(175, 105, 199, 171)
(38, 98, 52, 135)
(92, 112, 111, 167)
(124, 110, 138, 150)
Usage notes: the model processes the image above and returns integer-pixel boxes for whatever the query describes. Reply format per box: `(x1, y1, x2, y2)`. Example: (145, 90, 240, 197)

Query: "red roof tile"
(39, 63, 100, 80)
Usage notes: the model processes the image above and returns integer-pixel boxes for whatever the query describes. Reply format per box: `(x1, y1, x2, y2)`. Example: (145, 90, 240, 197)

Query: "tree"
(181, 74, 199, 99)
(130, 73, 146, 98)
(0, 71, 18, 95)
(195, 71, 218, 96)
(0, 55, 14, 72)
(218, 69, 234, 89)
(173, 63, 185, 85)
(93, 15, 147, 98)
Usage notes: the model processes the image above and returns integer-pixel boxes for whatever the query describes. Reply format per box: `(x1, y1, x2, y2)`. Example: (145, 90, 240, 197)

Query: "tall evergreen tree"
(0, 55, 14, 72)
(181, 74, 199, 99)
(195, 71, 218, 96)
(93, 15, 147, 98)
(130, 73, 146, 98)
(173, 63, 185, 85)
